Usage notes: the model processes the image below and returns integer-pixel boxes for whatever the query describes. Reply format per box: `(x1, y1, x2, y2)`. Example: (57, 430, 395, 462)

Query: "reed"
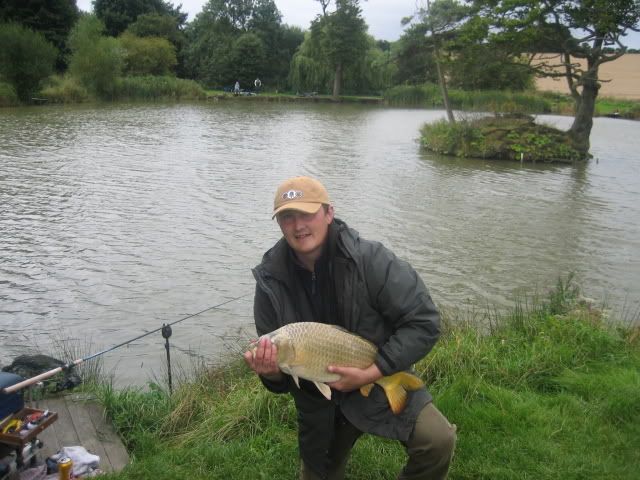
(113, 76, 206, 101)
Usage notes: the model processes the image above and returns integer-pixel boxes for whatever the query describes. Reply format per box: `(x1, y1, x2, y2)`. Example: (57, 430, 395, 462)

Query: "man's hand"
(243, 337, 283, 380)
(326, 363, 383, 392)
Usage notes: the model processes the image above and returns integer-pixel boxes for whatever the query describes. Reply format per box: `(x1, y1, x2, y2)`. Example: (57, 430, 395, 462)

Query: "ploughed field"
(535, 53, 640, 100)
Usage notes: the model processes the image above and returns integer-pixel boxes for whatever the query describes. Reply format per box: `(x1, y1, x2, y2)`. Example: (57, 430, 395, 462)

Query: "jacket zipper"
(311, 271, 316, 295)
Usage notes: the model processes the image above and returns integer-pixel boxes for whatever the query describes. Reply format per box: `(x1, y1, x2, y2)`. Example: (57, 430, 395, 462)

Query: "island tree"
(474, 0, 640, 153)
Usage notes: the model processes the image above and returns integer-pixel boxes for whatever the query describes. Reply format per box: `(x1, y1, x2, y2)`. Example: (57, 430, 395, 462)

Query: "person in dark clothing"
(244, 176, 456, 480)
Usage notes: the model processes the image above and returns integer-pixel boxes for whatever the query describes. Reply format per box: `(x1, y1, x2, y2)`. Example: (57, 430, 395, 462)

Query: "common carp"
(251, 322, 424, 414)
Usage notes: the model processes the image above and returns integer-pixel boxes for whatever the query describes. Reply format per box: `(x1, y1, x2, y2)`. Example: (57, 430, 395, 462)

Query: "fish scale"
(254, 322, 424, 414)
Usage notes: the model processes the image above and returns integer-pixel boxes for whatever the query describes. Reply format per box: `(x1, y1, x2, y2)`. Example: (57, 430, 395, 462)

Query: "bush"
(0, 80, 19, 106)
(68, 15, 123, 98)
(119, 33, 177, 76)
(40, 75, 90, 103)
(0, 23, 58, 102)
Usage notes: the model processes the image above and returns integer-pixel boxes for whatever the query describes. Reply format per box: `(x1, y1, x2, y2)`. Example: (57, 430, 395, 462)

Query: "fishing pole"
(1, 292, 252, 395)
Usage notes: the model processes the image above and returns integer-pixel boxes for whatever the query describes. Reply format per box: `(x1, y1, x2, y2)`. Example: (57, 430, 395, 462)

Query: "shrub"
(119, 33, 177, 76)
(40, 75, 90, 103)
(0, 80, 19, 106)
(0, 23, 58, 102)
(68, 15, 123, 98)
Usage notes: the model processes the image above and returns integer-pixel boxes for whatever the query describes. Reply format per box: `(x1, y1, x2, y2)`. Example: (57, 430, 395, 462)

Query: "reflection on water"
(1, 103, 639, 385)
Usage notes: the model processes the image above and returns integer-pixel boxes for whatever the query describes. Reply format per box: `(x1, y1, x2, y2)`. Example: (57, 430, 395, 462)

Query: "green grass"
(90, 277, 639, 479)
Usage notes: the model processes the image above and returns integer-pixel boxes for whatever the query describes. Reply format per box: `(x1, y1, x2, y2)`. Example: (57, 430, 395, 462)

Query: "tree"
(309, 0, 368, 98)
(474, 0, 640, 153)
(230, 32, 265, 86)
(119, 32, 177, 75)
(0, 23, 58, 101)
(93, 0, 186, 36)
(0, 0, 79, 70)
(393, 22, 439, 85)
(126, 13, 187, 76)
(184, 0, 296, 88)
(68, 15, 123, 97)
(410, 0, 472, 123)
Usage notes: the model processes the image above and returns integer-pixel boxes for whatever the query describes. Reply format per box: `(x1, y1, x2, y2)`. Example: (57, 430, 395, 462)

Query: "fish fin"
(360, 383, 374, 397)
(314, 381, 332, 400)
(376, 372, 424, 415)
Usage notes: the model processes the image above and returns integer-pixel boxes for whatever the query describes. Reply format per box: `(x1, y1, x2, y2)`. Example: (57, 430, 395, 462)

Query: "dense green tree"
(272, 24, 305, 89)
(288, 31, 332, 93)
(473, 0, 640, 153)
(119, 32, 177, 75)
(411, 0, 471, 122)
(289, 32, 393, 95)
(0, 0, 79, 70)
(184, 0, 300, 89)
(0, 23, 58, 101)
(126, 12, 180, 41)
(68, 14, 122, 97)
(392, 22, 438, 85)
(93, 0, 186, 36)
(125, 13, 187, 76)
(230, 32, 265, 86)
(316, 0, 368, 97)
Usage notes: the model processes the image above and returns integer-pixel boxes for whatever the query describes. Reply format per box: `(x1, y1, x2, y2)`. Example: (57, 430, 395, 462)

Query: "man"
(244, 176, 456, 480)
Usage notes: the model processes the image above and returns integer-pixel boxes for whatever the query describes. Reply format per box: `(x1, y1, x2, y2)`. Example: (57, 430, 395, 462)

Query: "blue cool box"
(0, 372, 25, 419)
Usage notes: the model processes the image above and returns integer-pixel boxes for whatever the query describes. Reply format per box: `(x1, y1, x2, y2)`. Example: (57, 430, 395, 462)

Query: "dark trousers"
(300, 402, 456, 480)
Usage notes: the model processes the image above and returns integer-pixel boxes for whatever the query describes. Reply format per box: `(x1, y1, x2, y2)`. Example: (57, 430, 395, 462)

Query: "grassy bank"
(36, 75, 206, 103)
(90, 279, 639, 479)
(205, 89, 383, 104)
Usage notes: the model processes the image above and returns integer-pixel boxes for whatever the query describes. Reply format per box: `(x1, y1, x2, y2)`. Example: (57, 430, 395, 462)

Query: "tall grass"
(93, 277, 639, 479)
(113, 76, 206, 101)
(40, 75, 90, 103)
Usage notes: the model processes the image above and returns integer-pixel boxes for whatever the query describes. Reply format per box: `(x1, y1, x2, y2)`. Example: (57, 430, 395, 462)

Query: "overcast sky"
(76, 0, 640, 47)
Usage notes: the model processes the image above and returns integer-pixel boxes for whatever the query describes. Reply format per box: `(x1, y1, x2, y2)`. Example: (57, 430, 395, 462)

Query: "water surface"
(1, 102, 638, 384)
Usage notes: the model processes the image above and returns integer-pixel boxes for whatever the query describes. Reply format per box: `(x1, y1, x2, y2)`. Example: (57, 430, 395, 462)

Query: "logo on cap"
(282, 190, 303, 200)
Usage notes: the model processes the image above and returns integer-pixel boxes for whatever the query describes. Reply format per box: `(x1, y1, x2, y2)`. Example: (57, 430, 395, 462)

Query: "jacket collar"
(257, 218, 358, 283)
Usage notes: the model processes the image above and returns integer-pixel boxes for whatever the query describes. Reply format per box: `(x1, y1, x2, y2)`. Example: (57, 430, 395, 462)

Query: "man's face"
(276, 206, 334, 260)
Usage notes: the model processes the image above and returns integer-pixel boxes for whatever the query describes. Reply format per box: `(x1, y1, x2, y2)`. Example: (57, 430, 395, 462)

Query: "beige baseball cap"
(273, 176, 330, 218)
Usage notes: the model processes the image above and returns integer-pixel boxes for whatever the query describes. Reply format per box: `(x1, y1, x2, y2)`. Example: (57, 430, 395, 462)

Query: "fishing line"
(2, 292, 253, 394)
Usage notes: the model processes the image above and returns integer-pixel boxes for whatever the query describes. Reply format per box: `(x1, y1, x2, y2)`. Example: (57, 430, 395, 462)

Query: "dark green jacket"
(252, 219, 440, 478)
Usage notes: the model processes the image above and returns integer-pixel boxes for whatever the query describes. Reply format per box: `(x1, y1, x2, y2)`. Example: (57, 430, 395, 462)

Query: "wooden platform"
(26, 394, 129, 473)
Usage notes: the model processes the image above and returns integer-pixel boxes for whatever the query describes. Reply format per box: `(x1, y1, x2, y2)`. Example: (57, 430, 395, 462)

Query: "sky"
(74, 0, 441, 42)
(76, 0, 640, 48)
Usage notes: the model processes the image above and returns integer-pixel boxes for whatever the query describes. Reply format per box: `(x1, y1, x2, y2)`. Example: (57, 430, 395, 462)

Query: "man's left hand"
(326, 364, 383, 392)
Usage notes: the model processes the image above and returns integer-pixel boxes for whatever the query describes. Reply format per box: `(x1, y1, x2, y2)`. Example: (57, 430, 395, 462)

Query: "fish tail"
(359, 383, 374, 397)
(376, 372, 424, 415)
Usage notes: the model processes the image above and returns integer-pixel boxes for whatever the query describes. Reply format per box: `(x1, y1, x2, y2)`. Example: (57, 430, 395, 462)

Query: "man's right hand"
(243, 336, 283, 380)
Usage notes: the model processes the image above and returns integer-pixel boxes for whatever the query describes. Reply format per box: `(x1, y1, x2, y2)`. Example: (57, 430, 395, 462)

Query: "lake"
(1, 102, 638, 385)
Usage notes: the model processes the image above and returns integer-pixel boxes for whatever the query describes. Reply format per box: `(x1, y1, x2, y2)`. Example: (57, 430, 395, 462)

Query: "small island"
(420, 115, 585, 163)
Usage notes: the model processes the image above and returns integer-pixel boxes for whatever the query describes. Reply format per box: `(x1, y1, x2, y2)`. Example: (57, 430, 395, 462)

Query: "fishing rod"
(1, 292, 252, 395)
